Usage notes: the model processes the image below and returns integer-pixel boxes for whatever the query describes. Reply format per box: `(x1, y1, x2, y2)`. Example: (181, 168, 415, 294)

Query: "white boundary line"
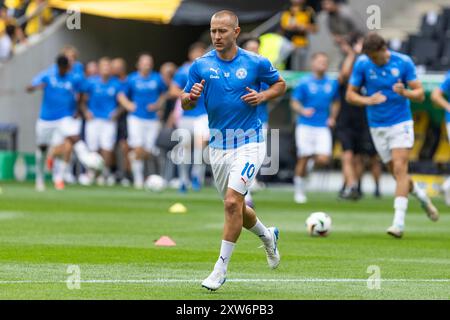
(0, 278, 449, 284)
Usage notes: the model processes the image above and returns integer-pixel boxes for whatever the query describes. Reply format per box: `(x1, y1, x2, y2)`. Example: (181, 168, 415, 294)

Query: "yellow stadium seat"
(432, 122, 450, 164)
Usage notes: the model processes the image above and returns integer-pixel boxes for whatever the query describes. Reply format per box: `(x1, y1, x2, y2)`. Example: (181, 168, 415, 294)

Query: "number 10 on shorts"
(241, 162, 256, 180)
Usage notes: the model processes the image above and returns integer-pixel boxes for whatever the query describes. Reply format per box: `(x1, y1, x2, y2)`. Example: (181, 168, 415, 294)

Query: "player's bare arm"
(290, 98, 315, 117)
(117, 92, 136, 112)
(26, 83, 45, 93)
(431, 88, 450, 112)
(148, 94, 166, 112)
(241, 78, 286, 106)
(393, 79, 425, 103)
(346, 84, 387, 106)
(78, 93, 93, 120)
(327, 100, 340, 128)
(181, 79, 205, 110)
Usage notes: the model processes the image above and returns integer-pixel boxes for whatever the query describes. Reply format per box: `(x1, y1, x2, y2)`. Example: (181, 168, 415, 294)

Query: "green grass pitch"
(0, 182, 448, 299)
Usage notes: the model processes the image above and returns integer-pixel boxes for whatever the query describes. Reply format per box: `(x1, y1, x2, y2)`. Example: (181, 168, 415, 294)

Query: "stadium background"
(0, 0, 449, 193)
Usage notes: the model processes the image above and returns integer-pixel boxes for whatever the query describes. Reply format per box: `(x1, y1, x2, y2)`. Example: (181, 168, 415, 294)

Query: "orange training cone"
(155, 236, 176, 247)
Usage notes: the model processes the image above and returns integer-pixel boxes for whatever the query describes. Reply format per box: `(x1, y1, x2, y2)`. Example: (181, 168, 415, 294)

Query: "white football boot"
(201, 269, 227, 291)
(264, 227, 280, 269)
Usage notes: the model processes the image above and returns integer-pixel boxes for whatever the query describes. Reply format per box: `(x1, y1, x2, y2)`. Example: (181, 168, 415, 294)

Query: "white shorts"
(178, 115, 209, 142)
(210, 142, 266, 198)
(127, 115, 161, 153)
(36, 116, 81, 146)
(370, 120, 414, 163)
(85, 119, 117, 152)
(295, 125, 332, 157)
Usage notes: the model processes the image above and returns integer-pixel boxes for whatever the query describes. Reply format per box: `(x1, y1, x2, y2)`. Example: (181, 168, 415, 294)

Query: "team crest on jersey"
(236, 68, 247, 79)
(107, 87, 116, 96)
(391, 68, 400, 77)
(308, 83, 318, 94)
(324, 83, 332, 93)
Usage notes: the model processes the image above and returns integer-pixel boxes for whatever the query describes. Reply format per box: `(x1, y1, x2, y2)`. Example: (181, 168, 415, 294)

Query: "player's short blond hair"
(211, 10, 239, 28)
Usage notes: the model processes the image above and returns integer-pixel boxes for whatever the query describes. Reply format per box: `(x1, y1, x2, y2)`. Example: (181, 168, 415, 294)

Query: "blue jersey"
(173, 62, 207, 117)
(292, 74, 339, 127)
(81, 76, 122, 119)
(349, 51, 418, 127)
(124, 71, 167, 120)
(257, 82, 269, 124)
(439, 71, 450, 123)
(31, 71, 83, 121)
(184, 48, 280, 149)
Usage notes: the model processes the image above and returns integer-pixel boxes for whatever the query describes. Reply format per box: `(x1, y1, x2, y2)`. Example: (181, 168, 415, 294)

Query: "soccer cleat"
(106, 175, 116, 187)
(339, 186, 360, 201)
(35, 181, 45, 192)
(54, 180, 65, 191)
(64, 172, 76, 185)
(201, 269, 226, 291)
(178, 183, 187, 194)
(191, 176, 201, 192)
(294, 193, 307, 204)
(419, 198, 439, 222)
(387, 225, 404, 238)
(120, 178, 131, 187)
(96, 175, 105, 186)
(264, 227, 280, 269)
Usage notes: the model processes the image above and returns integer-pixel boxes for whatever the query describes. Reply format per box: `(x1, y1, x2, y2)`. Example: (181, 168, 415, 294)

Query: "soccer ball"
(305, 212, 332, 237)
(84, 152, 104, 172)
(145, 174, 166, 192)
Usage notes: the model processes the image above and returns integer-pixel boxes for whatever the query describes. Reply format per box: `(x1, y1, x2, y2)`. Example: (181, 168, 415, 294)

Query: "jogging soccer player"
(119, 53, 167, 189)
(346, 32, 439, 238)
(169, 42, 208, 192)
(79, 57, 124, 186)
(336, 33, 381, 200)
(290, 52, 340, 204)
(182, 10, 286, 291)
(431, 70, 450, 206)
(27, 55, 102, 190)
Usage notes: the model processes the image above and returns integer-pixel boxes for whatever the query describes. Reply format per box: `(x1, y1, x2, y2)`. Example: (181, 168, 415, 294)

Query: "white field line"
(0, 278, 449, 284)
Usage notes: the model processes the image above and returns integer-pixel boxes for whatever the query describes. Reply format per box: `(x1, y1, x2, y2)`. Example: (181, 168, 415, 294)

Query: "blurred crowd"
(0, 0, 53, 61)
(260, 0, 365, 71)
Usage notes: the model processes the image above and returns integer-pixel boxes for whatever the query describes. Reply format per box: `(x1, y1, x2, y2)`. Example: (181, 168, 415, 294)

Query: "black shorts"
(117, 113, 128, 142)
(336, 126, 377, 156)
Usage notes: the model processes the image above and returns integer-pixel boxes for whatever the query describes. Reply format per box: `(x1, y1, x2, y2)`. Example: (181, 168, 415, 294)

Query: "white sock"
(53, 158, 66, 182)
(73, 140, 94, 169)
(35, 149, 45, 184)
(410, 182, 429, 203)
(191, 163, 205, 182)
(179, 164, 190, 186)
(214, 240, 235, 273)
(294, 176, 305, 194)
(393, 196, 408, 229)
(102, 166, 111, 178)
(131, 159, 144, 187)
(249, 218, 271, 246)
(443, 177, 450, 190)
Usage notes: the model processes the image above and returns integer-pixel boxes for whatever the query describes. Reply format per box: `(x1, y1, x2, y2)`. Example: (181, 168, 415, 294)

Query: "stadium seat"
(419, 12, 441, 39)
(438, 36, 450, 70)
(409, 35, 441, 67)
